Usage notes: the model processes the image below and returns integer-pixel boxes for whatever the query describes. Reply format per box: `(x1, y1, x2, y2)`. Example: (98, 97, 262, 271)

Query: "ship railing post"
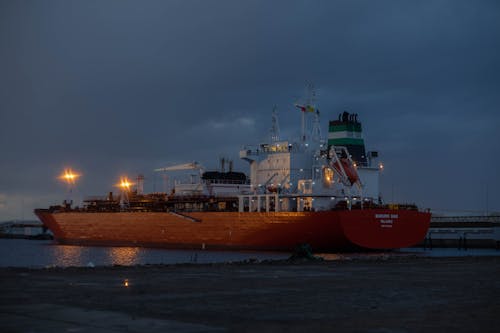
(360, 188, 364, 210)
(238, 196, 243, 213)
(266, 195, 270, 213)
(275, 194, 279, 212)
(346, 188, 352, 210)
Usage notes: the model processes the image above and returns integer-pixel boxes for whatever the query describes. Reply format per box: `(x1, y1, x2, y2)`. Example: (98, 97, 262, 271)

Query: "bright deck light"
(59, 168, 81, 185)
(116, 177, 134, 191)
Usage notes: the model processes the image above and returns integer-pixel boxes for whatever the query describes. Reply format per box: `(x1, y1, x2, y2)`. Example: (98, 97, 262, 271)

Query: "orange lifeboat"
(333, 159, 359, 185)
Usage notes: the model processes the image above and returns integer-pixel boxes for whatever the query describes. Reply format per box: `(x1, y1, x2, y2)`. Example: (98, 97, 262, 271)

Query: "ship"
(35, 100, 431, 252)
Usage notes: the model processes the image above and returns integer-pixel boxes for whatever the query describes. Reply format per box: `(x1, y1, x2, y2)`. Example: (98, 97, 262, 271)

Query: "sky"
(1, 0, 499, 220)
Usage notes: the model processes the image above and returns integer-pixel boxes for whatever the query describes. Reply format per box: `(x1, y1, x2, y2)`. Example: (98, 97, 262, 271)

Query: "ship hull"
(35, 209, 430, 251)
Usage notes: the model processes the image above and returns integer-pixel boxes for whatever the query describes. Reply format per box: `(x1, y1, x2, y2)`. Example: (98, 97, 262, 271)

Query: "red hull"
(35, 209, 430, 251)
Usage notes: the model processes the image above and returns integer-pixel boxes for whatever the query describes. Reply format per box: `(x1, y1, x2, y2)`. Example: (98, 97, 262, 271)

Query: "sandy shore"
(1, 256, 499, 332)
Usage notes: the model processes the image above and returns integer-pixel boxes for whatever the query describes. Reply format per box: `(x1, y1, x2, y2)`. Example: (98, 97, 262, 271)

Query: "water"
(0, 239, 289, 268)
(398, 247, 500, 257)
(1, 239, 499, 268)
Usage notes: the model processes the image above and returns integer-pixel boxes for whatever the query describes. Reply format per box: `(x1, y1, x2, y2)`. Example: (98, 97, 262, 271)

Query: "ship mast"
(312, 109, 321, 143)
(295, 83, 317, 144)
(270, 105, 280, 142)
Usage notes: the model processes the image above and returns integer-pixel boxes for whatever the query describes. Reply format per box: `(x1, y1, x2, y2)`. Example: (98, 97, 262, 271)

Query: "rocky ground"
(1, 256, 499, 332)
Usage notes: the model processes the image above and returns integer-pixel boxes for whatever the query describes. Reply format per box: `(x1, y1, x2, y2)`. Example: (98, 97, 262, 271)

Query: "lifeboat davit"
(267, 185, 278, 193)
(334, 159, 359, 185)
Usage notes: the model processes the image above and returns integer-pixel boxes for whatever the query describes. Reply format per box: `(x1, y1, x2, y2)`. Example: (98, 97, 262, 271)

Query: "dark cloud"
(1, 0, 499, 219)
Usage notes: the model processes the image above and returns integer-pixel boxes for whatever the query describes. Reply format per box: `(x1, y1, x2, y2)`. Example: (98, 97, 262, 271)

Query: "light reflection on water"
(53, 245, 84, 267)
(108, 247, 140, 266)
(52, 245, 141, 267)
(0, 239, 289, 268)
(1, 239, 499, 268)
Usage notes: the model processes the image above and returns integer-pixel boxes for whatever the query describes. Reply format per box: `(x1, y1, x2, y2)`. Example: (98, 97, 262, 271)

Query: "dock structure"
(423, 215, 500, 249)
(0, 221, 51, 239)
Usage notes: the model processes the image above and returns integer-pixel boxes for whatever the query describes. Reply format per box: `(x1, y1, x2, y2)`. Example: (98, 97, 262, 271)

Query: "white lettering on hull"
(375, 213, 399, 228)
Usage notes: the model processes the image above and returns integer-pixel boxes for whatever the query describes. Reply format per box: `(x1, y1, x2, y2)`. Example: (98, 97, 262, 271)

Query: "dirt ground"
(1, 256, 499, 332)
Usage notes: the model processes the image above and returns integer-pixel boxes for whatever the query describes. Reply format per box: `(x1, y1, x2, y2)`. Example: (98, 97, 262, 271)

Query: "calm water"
(0, 239, 289, 268)
(1, 239, 499, 268)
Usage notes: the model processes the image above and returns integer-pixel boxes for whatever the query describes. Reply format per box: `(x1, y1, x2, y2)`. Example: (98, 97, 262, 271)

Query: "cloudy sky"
(1, 0, 499, 220)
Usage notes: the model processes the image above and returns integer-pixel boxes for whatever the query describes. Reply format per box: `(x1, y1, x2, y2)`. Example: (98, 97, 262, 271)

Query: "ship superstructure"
(239, 107, 380, 213)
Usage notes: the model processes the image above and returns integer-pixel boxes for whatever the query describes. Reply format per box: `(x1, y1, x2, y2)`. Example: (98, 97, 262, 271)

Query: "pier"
(0, 221, 52, 240)
(422, 215, 500, 249)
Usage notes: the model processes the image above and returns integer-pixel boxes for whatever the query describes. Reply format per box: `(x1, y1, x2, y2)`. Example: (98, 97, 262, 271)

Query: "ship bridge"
(240, 141, 292, 159)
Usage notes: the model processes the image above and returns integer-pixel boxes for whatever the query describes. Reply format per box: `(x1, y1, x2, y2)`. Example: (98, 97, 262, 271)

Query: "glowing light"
(116, 177, 134, 191)
(59, 168, 81, 185)
(123, 279, 129, 287)
(323, 167, 334, 184)
(379, 163, 384, 170)
(353, 163, 357, 168)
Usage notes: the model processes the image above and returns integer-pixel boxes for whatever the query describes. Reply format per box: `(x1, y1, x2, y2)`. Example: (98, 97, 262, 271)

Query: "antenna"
(306, 82, 316, 106)
(270, 105, 280, 142)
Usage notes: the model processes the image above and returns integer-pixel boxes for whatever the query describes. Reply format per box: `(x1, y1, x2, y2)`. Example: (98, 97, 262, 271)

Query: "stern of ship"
(339, 209, 431, 249)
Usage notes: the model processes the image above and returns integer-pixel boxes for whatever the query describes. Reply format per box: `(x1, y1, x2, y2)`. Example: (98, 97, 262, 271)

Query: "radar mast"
(270, 105, 280, 142)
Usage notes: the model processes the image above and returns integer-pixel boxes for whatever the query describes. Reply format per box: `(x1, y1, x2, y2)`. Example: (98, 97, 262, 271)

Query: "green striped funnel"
(328, 111, 367, 164)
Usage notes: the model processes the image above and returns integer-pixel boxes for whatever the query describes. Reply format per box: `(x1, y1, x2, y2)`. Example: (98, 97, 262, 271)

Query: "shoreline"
(1, 256, 499, 332)
(0, 252, 495, 271)
(2, 245, 500, 270)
